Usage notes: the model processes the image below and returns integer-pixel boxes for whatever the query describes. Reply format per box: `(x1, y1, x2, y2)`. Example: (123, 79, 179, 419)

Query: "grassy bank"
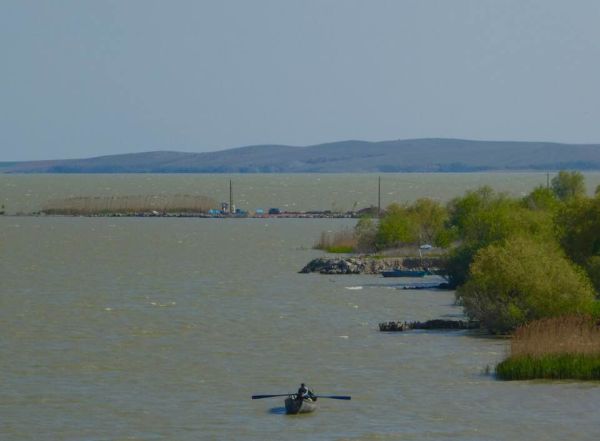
(497, 354, 600, 380)
(496, 316, 600, 380)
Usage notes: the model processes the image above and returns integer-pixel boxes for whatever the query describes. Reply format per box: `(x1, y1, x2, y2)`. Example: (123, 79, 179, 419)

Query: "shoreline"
(0, 212, 361, 219)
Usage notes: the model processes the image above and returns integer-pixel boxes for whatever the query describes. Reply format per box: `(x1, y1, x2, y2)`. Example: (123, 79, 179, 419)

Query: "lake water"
(2, 172, 600, 214)
(2, 174, 600, 440)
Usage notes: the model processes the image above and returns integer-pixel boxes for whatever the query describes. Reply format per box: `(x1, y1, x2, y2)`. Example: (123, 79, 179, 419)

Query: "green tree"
(551, 170, 586, 201)
(444, 187, 555, 287)
(375, 203, 418, 249)
(406, 198, 448, 246)
(556, 196, 600, 292)
(522, 186, 560, 212)
(457, 236, 595, 333)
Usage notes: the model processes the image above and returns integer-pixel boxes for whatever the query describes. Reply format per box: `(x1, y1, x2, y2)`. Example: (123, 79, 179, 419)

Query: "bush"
(551, 170, 586, 201)
(457, 236, 595, 333)
(354, 216, 378, 253)
(444, 188, 556, 288)
(375, 203, 418, 249)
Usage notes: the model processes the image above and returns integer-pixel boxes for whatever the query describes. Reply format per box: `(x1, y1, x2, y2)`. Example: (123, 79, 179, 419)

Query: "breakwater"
(300, 256, 444, 275)
(379, 319, 479, 332)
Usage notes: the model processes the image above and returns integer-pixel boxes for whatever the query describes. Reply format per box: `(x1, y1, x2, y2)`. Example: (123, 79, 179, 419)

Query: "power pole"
(229, 179, 233, 214)
(378, 176, 381, 218)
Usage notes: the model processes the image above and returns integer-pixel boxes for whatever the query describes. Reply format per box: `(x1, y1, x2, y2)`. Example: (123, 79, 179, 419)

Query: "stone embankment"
(299, 256, 444, 275)
(379, 320, 479, 332)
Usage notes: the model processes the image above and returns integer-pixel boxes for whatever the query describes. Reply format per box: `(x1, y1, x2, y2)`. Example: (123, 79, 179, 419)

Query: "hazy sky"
(1, 0, 600, 161)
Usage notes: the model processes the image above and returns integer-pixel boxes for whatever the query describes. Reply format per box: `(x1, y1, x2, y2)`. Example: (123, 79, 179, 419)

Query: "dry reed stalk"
(42, 194, 217, 215)
(314, 228, 357, 250)
(510, 315, 600, 357)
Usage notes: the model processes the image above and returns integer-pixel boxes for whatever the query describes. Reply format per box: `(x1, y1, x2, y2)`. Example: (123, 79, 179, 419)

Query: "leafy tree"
(406, 198, 448, 246)
(522, 186, 560, 212)
(556, 197, 600, 292)
(556, 197, 600, 265)
(457, 236, 595, 333)
(444, 187, 556, 287)
(354, 216, 377, 252)
(551, 170, 586, 201)
(375, 203, 418, 249)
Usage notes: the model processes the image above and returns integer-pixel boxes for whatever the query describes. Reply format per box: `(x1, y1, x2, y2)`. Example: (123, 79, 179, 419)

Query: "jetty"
(379, 319, 479, 332)
(300, 257, 445, 275)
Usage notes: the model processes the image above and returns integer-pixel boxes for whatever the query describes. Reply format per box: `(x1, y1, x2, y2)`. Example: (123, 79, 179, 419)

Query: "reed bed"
(42, 194, 217, 215)
(314, 228, 357, 253)
(496, 315, 600, 380)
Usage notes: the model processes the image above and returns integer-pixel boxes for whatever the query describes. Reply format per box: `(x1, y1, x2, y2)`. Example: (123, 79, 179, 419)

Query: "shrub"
(354, 216, 378, 253)
(457, 236, 595, 333)
(375, 203, 418, 249)
(551, 170, 586, 201)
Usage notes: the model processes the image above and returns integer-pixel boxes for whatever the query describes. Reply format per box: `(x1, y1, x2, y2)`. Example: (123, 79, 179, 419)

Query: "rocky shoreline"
(379, 319, 479, 332)
(299, 256, 445, 275)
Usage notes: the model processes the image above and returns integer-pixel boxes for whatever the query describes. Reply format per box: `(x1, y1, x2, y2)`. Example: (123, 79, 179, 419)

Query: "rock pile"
(299, 256, 443, 275)
(379, 319, 479, 332)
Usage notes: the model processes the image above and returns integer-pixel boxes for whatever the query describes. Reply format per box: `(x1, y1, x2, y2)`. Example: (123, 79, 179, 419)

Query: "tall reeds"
(496, 315, 600, 380)
(314, 228, 357, 253)
(510, 315, 600, 357)
(42, 194, 217, 215)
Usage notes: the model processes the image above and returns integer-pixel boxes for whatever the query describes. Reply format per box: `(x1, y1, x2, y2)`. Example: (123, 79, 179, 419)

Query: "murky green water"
(2, 175, 600, 440)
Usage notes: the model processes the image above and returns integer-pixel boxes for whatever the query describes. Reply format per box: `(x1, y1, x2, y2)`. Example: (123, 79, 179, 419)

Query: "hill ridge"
(2, 138, 600, 173)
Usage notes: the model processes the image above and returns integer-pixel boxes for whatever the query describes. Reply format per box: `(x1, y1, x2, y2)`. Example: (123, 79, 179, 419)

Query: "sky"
(1, 0, 600, 161)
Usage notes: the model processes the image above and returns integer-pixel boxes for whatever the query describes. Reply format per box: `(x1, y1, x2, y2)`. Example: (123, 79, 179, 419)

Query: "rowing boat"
(284, 396, 317, 414)
(381, 269, 429, 277)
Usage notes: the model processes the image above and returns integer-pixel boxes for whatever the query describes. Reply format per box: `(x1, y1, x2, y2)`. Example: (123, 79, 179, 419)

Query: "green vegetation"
(555, 195, 600, 292)
(315, 170, 600, 331)
(312, 170, 600, 380)
(496, 316, 600, 380)
(457, 237, 595, 333)
(314, 198, 448, 253)
(551, 170, 586, 201)
(497, 354, 600, 380)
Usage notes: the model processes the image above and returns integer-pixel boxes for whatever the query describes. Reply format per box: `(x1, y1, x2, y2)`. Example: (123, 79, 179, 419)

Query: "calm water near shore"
(2, 174, 600, 440)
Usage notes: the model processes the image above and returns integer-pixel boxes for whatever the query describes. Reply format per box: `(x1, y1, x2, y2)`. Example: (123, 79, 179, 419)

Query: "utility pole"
(378, 176, 381, 218)
(546, 172, 550, 189)
(229, 179, 233, 214)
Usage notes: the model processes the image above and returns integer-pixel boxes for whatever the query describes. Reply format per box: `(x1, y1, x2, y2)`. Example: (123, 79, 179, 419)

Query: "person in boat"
(296, 383, 316, 401)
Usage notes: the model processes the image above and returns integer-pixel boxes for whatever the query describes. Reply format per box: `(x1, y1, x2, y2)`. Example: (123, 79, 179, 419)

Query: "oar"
(252, 394, 294, 399)
(252, 394, 351, 400)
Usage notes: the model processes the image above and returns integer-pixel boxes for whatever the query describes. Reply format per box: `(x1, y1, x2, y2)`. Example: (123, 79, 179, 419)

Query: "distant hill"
(3, 138, 600, 173)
